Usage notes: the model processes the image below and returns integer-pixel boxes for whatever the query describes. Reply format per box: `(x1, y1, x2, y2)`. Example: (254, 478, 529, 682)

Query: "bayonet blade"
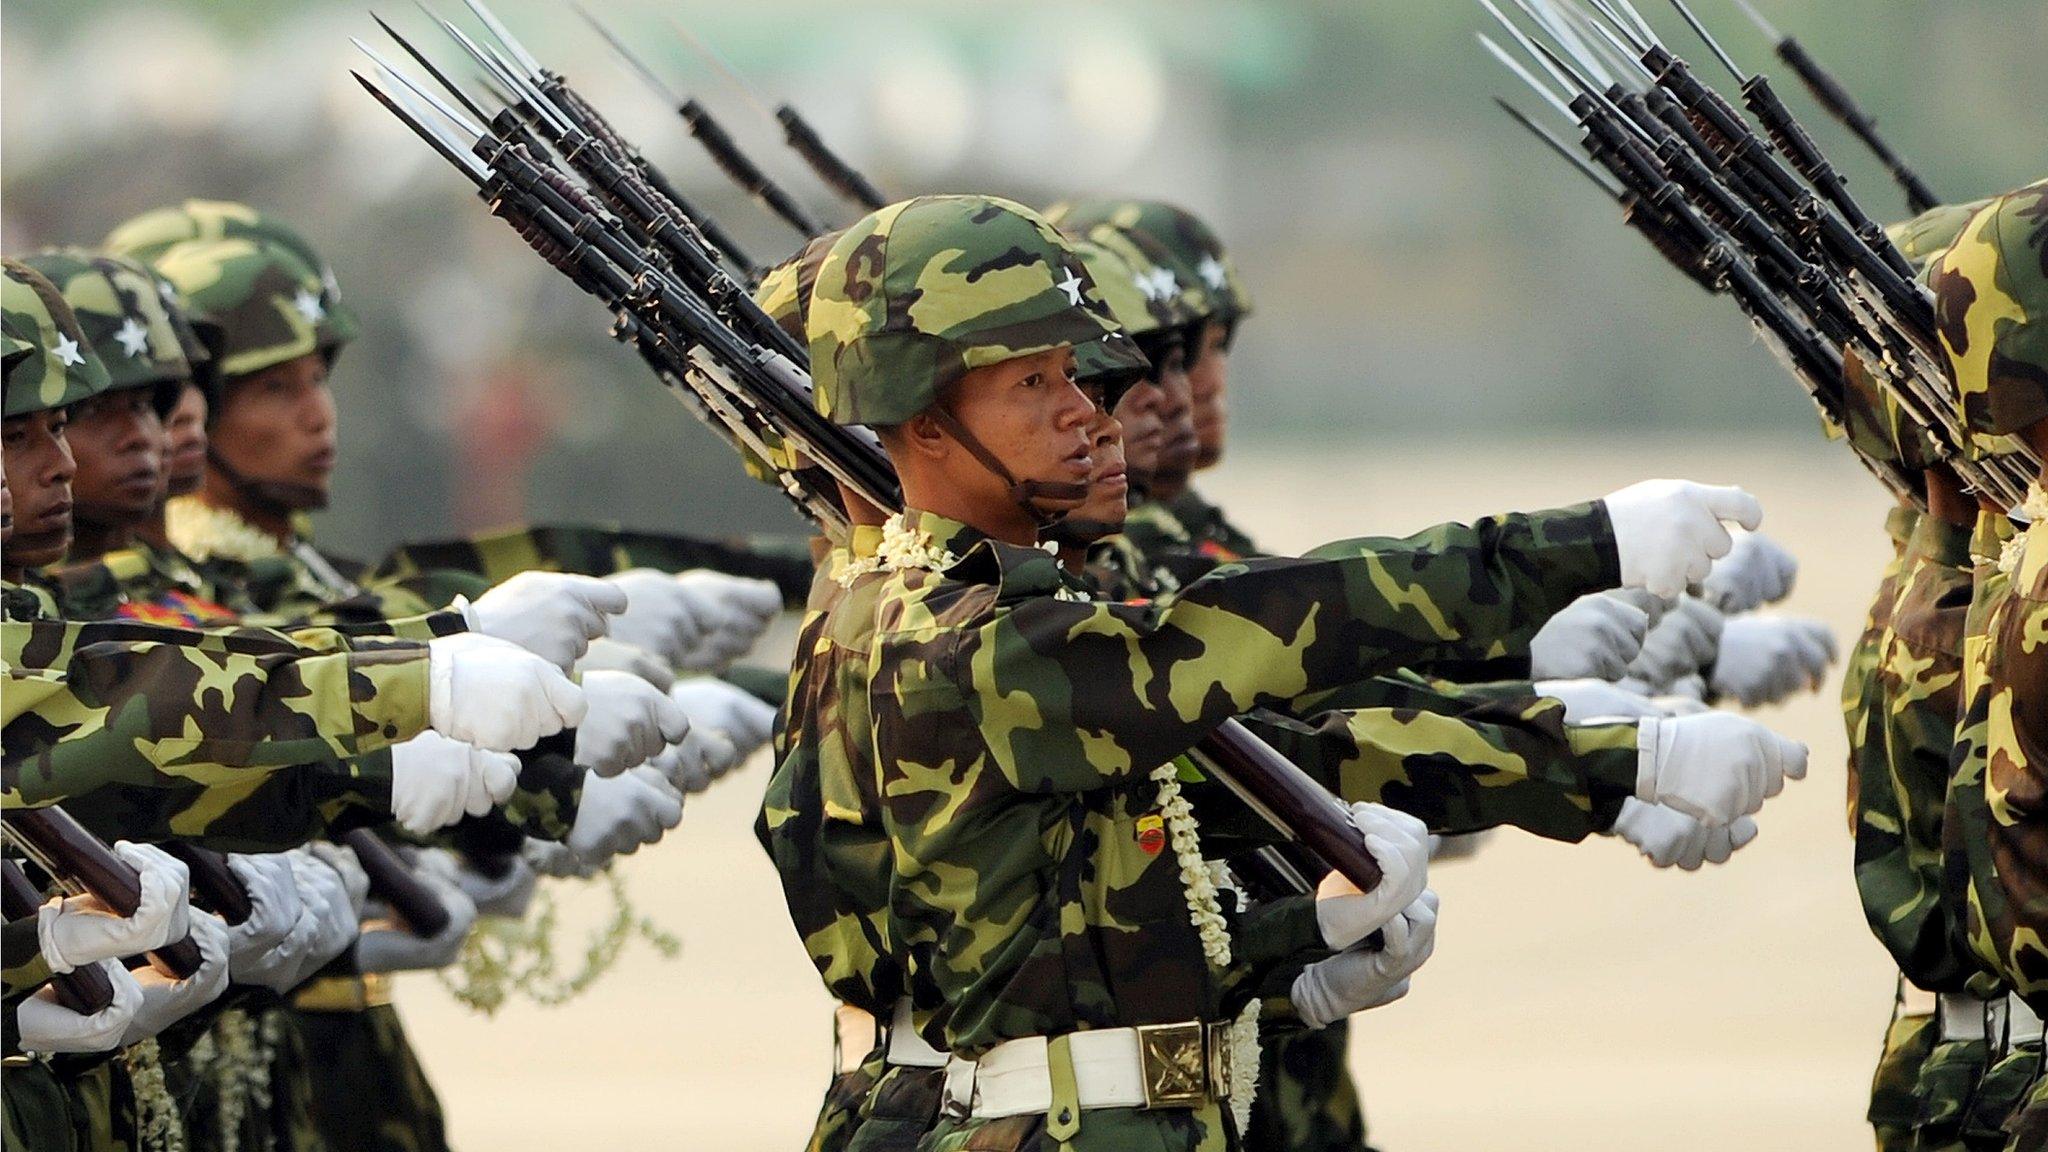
(1730, 0, 1783, 45)
(1478, 33, 1577, 121)
(1494, 96, 1625, 200)
(1664, 0, 1747, 81)
(371, 12, 495, 125)
(352, 36, 488, 139)
(573, 3, 684, 107)
(663, 16, 776, 122)
(458, 0, 544, 78)
(352, 69, 492, 184)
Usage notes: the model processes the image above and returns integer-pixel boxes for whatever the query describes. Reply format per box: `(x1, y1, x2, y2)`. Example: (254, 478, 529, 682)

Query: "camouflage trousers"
(918, 1102, 1233, 1152)
(1963, 1041, 2043, 1151)
(1243, 1022, 1369, 1152)
(810, 1049, 885, 1152)
(3, 1058, 85, 1152)
(1871, 1011, 1939, 1150)
(289, 1003, 450, 1152)
(2001, 1066, 2048, 1150)
(1909, 1036, 1989, 1152)
(845, 1065, 945, 1152)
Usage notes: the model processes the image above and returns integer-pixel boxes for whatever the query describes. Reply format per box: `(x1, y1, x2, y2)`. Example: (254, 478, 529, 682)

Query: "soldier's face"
(212, 353, 336, 508)
(1071, 396, 1129, 530)
(1188, 320, 1231, 470)
(162, 382, 208, 498)
(1114, 372, 1166, 485)
(2, 409, 77, 569)
(67, 388, 164, 526)
(1154, 349, 1199, 480)
(904, 346, 1095, 540)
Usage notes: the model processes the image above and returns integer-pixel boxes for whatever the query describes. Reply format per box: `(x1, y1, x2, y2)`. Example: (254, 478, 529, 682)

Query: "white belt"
(1938, 993, 2048, 1045)
(886, 997, 949, 1069)
(1898, 981, 1938, 1018)
(834, 1004, 879, 1075)
(941, 1022, 1237, 1120)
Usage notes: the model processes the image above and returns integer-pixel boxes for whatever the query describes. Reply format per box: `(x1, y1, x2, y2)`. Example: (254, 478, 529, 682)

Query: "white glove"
(671, 571, 781, 669)
(1534, 679, 1668, 722)
(1291, 889, 1439, 1028)
(1313, 803, 1432, 951)
(1635, 713, 1807, 826)
(1602, 479, 1763, 601)
(521, 839, 602, 881)
(14, 961, 144, 1054)
(304, 842, 370, 919)
(426, 632, 587, 752)
(414, 848, 538, 919)
(601, 569, 710, 668)
(1700, 531, 1799, 613)
(260, 850, 364, 990)
(1627, 596, 1724, 690)
(575, 670, 691, 777)
(220, 853, 302, 980)
(1709, 615, 1839, 708)
(1607, 798, 1760, 870)
(668, 678, 778, 753)
(390, 731, 521, 835)
(456, 571, 629, 671)
(650, 726, 740, 794)
(1529, 592, 1651, 681)
(122, 911, 232, 1045)
(354, 874, 476, 974)
(567, 767, 685, 864)
(575, 636, 677, 692)
(35, 841, 190, 973)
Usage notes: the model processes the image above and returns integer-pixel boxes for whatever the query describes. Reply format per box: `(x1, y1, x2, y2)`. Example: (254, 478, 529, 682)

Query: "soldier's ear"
(897, 412, 953, 462)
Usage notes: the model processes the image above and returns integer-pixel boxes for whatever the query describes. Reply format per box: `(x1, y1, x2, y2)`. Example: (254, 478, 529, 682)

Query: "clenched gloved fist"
(576, 670, 691, 777)
(221, 853, 302, 979)
(1607, 797, 1759, 870)
(522, 839, 603, 881)
(1529, 592, 1652, 681)
(1314, 803, 1432, 951)
(415, 848, 538, 919)
(1700, 530, 1799, 613)
(427, 632, 586, 752)
(668, 678, 778, 755)
(1534, 679, 1668, 722)
(36, 841, 189, 973)
(1635, 712, 1807, 826)
(1709, 615, 1838, 708)
(355, 873, 477, 974)
(671, 571, 782, 670)
(1626, 596, 1724, 690)
(600, 569, 709, 669)
(650, 726, 741, 794)
(575, 637, 676, 692)
(391, 731, 521, 835)
(456, 571, 629, 671)
(1292, 889, 1439, 1028)
(122, 911, 231, 1045)
(15, 961, 143, 1054)
(568, 767, 685, 864)
(1602, 480, 1763, 601)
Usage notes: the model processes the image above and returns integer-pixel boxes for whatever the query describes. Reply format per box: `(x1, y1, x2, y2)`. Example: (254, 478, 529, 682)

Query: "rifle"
(353, 18, 1388, 897)
(2, 808, 204, 978)
(2, 858, 118, 1014)
(344, 829, 451, 937)
(159, 843, 252, 926)
(1729, 0, 1939, 214)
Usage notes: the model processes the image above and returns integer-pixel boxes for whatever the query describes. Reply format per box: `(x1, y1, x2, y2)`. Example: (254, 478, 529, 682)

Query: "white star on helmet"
(1197, 255, 1228, 291)
(52, 335, 86, 368)
(1055, 270, 1085, 307)
(291, 287, 326, 324)
(114, 317, 152, 360)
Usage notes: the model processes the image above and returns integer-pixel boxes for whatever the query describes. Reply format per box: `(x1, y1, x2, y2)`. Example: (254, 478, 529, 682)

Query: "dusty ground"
(399, 436, 1901, 1150)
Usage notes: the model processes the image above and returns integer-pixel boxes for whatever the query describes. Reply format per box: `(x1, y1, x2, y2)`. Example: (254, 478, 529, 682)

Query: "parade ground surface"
(398, 435, 1894, 1151)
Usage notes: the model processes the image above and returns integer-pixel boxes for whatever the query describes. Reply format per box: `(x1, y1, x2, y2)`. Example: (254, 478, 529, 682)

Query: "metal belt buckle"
(1205, 1023, 1233, 1101)
(1136, 1021, 1209, 1109)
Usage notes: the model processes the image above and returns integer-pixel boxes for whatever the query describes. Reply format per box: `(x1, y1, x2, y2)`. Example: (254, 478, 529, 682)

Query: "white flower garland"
(124, 1039, 187, 1152)
(1998, 482, 2048, 576)
(1225, 999, 1262, 1134)
(834, 513, 964, 588)
(1150, 761, 1233, 969)
(166, 497, 283, 564)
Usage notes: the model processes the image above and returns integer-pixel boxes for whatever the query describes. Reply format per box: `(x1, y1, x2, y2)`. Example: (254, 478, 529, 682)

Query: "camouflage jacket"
(868, 504, 1619, 1057)
(51, 539, 248, 628)
(371, 522, 815, 609)
(1944, 511, 2020, 1002)
(1972, 512, 2048, 1014)
(1121, 488, 1261, 566)
(1858, 511, 1976, 990)
(1843, 507, 1920, 833)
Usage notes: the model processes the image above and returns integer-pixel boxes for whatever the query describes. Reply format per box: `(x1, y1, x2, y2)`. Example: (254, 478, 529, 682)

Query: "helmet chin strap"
(206, 447, 328, 515)
(926, 407, 1087, 530)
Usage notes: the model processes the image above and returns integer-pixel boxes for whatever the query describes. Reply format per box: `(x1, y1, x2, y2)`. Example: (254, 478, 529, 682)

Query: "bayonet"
(458, 0, 544, 78)
(1663, 0, 1747, 82)
(1494, 97, 1625, 199)
(1479, 33, 1578, 121)
(372, 11, 494, 127)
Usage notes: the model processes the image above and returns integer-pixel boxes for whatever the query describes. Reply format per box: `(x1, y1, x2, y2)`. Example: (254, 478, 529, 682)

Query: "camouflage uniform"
(1930, 183, 2048, 1148)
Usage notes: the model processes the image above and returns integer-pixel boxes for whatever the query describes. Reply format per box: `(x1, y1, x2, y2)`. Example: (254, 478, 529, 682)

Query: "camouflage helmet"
(104, 199, 359, 347)
(1063, 238, 1153, 406)
(1929, 179, 2048, 441)
(20, 249, 193, 415)
(1888, 198, 1996, 280)
(133, 236, 349, 382)
(807, 195, 1146, 427)
(755, 229, 845, 348)
(3, 259, 112, 418)
(1043, 199, 1252, 324)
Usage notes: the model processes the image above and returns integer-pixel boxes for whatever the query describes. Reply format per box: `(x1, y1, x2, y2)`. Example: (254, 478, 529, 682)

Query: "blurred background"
(4, 0, 2044, 1148)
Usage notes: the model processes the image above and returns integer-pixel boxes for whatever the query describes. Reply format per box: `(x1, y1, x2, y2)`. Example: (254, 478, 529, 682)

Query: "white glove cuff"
(1635, 716, 1664, 802)
(35, 903, 77, 974)
(428, 646, 456, 732)
(451, 594, 480, 632)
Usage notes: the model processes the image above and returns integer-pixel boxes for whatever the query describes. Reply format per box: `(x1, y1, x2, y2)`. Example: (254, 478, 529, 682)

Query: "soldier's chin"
(165, 470, 206, 498)
(8, 528, 71, 569)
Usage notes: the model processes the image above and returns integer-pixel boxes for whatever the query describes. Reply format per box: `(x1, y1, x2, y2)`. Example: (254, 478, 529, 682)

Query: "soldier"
(1928, 178, 2048, 1150)
(800, 193, 1802, 1151)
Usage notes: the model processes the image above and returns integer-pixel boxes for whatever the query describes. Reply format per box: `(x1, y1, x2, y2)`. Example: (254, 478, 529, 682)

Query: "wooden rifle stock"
(1195, 719, 1383, 894)
(342, 830, 450, 938)
(160, 843, 253, 926)
(1, 858, 118, 1015)
(3, 808, 204, 979)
